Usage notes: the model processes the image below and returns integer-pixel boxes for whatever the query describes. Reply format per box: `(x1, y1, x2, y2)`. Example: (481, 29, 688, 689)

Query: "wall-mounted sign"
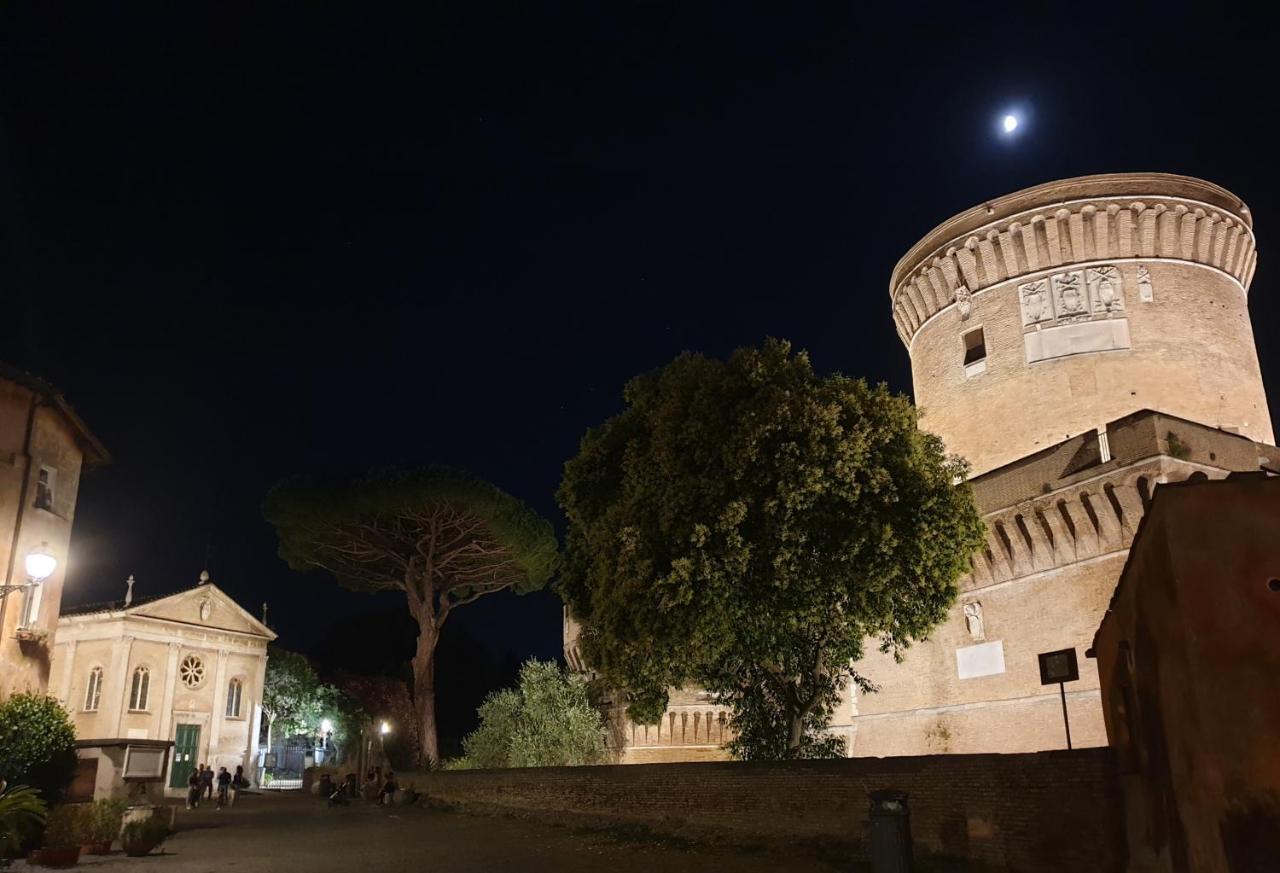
(123, 745, 168, 780)
(1039, 648, 1080, 685)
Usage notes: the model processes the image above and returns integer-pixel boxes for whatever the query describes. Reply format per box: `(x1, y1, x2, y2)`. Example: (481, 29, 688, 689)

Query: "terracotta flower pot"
(84, 840, 113, 855)
(34, 846, 81, 867)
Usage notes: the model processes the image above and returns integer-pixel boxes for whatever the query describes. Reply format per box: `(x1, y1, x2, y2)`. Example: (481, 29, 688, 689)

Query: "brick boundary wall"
(409, 749, 1124, 872)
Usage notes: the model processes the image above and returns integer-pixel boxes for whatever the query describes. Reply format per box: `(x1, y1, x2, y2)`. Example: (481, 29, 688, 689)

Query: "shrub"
(1166, 430, 1191, 461)
(0, 694, 78, 807)
(120, 815, 169, 854)
(86, 798, 127, 843)
(0, 784, 48, 857)
(460, 660, 608, 769)
(42, 805, 88, 849)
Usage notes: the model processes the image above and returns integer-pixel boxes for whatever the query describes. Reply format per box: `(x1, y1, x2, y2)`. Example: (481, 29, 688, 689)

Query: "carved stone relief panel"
(955, 286, 972, 320)
(1137, 265, 1154, 302)
(1051, 270, 1090, 321)
(1020, 279, 1053, 326)
(1088, 265, 1125, 314)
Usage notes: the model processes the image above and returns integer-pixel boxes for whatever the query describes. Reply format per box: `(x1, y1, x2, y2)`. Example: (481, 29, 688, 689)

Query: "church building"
(50, 573, 274, 797)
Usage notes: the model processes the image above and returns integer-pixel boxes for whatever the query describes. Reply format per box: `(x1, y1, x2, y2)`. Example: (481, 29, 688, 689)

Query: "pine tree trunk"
(411, 619, 440, 766)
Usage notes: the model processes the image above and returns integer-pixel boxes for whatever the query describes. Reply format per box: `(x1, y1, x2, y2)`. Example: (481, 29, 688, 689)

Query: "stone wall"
(414, 750, 1124, 872)
(848, 416, 1280, 758)
(893, 174, 1271, 477)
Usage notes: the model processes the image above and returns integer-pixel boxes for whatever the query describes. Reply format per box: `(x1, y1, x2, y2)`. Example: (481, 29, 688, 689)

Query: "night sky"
(2, 5, 1277, 745)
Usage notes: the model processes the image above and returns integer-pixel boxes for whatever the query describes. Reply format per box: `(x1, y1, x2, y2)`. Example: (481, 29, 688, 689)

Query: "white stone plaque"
(956, 641, 1006, 679)
(1024, 319, 1130, 363)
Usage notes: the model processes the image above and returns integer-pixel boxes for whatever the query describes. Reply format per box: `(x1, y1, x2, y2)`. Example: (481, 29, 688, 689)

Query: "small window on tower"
(962, 327, 987, 377)
(34, 467, 55, 512)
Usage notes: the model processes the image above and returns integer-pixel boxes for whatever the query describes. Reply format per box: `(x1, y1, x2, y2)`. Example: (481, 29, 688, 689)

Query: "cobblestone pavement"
(18, 791, 842, 872)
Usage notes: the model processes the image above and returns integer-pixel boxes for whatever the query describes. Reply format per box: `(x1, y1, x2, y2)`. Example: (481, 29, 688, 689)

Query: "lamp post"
(378, 720, 391, 765)
(1, 543, 56, 597)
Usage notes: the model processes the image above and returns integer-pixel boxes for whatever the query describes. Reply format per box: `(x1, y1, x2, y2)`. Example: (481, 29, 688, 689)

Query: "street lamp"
(379, 721, 391, 736)
(321, 718, 333, 735)
(24, 543, 58, 582)
(2, 543, 57, 599)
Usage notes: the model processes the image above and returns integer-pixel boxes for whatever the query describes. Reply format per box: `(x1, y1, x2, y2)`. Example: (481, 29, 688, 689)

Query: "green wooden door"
(169, 724, 201, 789)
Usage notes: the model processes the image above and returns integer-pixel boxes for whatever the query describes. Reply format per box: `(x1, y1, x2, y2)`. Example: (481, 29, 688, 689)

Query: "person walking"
(216, 767, 231, 809)
(186, 769, 201, 809)
(200, 763, 215, 800)
(231, 765, 246, 806)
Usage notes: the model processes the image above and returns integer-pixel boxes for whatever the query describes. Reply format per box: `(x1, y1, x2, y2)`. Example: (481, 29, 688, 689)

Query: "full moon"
(1002, 114, 1019, 133)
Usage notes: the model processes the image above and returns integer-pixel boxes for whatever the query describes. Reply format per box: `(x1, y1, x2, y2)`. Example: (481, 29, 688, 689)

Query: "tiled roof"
(59, 587, 192, 617)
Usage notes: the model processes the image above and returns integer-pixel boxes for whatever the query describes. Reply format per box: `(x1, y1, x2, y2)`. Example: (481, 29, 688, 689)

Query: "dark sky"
(2, 4, 1277, 722)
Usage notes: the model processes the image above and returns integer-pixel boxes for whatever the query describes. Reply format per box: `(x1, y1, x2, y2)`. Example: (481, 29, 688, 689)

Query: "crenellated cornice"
(890, 174, 1257, 347)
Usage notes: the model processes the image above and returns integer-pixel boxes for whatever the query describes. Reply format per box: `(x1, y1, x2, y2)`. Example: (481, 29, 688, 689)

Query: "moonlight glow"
(1003, 114, 1019, 133)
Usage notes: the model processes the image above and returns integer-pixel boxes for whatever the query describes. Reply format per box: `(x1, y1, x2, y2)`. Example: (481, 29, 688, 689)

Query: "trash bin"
(867, 789, 913, 873)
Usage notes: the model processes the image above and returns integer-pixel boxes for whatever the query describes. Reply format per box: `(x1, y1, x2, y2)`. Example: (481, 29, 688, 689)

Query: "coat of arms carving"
(1019, 279, 1053, 326)
(1051, 270, 1089, 320)
(1088, 265, 1125, 314)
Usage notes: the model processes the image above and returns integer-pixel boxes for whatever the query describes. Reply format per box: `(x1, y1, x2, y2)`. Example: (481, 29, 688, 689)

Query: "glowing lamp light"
(380, 721, 391, 736)
(25, 544, 57, 582)
(1002, 114, 1019, 133)
(321, 718, 333, 734)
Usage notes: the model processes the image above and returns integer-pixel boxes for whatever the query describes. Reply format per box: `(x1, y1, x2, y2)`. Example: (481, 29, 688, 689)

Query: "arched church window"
(129, 666, 150, 711)
(84, 667, 103, 712)
(226, 678, 243, 718)
(179, 654, 206, 688)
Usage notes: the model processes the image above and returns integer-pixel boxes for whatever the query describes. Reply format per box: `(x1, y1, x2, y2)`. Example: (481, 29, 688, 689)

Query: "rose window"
(179, 654, 206, 688)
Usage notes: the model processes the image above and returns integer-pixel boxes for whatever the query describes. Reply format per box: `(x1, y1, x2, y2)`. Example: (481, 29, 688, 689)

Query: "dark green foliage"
(85, 798, 127, 843)
(41, 805, 88, 849)
(120, 814, 169, 854)
(264, 465, 558, 763)
(0, 694, 78, 806)
(558, 339, 985, 758)
(0, 785, 47, 856)
(263, 466, 558, 600)
(1165, 430, 1191, 461)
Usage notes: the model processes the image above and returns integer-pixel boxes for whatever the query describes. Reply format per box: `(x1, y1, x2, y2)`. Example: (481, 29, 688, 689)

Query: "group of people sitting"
(326, 767, 398, 806)
(185, 763, 247, 810)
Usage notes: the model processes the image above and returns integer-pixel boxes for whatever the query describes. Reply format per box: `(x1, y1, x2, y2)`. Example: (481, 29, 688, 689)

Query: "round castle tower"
(891, 173, 1273, 476)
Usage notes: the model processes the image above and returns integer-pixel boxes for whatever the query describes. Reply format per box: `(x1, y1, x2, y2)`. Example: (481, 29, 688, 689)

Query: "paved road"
(32, 791, 842, 872)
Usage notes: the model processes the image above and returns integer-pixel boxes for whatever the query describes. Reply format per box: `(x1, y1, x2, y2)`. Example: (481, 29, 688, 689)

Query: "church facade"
(50, 577, 274, 796)
(567, 172, 1278, 761)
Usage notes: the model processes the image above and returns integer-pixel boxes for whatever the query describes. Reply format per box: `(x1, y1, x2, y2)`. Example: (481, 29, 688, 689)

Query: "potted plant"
(34, 804, 87, 867)
(119, 815, 168, 857)
(1, 784, 48, 863)
(83, 798, 126, 855)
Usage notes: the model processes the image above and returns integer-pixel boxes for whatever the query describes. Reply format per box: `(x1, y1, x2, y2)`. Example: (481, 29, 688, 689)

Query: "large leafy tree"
(264, 467, 558, 764)
(458, 660, 608, 769)
(261, 646, 322, 750)
(558, 339, 985, 758)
